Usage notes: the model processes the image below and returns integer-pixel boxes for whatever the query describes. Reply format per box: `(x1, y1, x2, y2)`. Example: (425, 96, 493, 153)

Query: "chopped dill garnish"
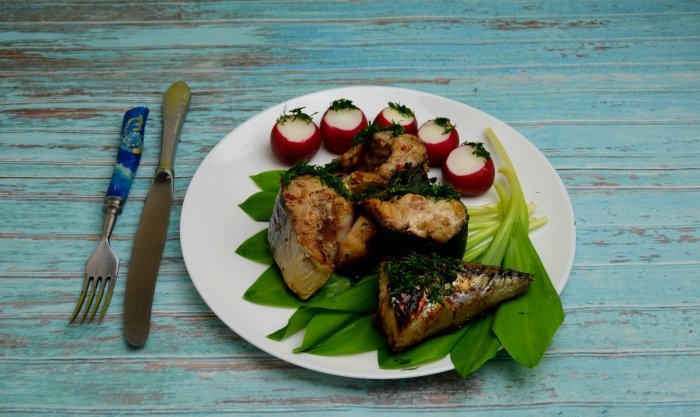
(434, 117, 456, 134)
(383, 252, 465, 303)
(328, 98, 360, 111)
(358, 165, 461, 201)
(323, 159, 343, 173)
(463, 141, 491, 159)
(352, 122, 405, 146)
(388, 102, 415, 117)
(280, 161, 350, 198)
(276, 107, 316, 124)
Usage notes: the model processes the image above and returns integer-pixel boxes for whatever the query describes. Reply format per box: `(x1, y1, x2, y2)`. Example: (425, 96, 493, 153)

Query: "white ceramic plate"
(180, 86, 576, 379)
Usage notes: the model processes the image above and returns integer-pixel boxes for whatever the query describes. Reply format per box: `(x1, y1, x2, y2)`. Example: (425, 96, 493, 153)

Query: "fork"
(70, 107, 149, 324)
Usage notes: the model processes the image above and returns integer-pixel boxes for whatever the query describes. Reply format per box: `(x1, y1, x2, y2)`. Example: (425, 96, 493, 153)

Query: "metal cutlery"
(124, 81, 190, 346)
(70, 107, 149, 324)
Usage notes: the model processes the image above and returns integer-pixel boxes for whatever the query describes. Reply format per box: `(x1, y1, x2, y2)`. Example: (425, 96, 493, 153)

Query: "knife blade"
(124, 81, 190, 347)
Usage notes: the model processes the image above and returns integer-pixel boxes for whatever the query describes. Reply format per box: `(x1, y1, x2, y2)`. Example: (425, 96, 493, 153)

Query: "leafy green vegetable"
(261, 274, 374, 345)
(293, 310, 357, 353)
(310, 274, 354, 301)
(239, 191, 277, 221)
(484, 128, 564, 368)
(235, 228, 273, 264)
(245, 269, 355, 308)
(250, 170, 283, 192)
(305, 314, 385, 356)
(450, 315, 500, 377)
(268, 307, 324, 341)
(242, 265, 303, 308)
(306, 273, 379, 313)
(378, 326, 466, 370)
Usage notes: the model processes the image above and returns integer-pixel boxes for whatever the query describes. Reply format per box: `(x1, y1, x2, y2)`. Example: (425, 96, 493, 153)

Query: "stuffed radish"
(270, 107, 321, 165)
(417, 117, 459, 167)
(374, 102, 418, 134)
(442, 142, 495, 197)
(320, 99, 368, 154)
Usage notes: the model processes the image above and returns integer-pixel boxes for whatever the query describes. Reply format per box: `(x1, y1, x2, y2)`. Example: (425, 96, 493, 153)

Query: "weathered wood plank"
(1, 354, 698, 415)
(2, 296, 697, 355)
(1, 0, 699, 415)
(4, 0, 700, 22)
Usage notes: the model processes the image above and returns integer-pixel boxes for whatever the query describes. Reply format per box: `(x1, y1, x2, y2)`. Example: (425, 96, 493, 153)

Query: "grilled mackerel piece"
(360, 193, 468, 258)
(268, 174, 354, 300)
(333, 131, 429, 194)
(377, 253, 533, 351)
(336, 214, 378, 271)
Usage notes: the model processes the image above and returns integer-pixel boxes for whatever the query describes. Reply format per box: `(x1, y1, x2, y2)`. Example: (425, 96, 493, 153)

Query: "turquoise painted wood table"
(1, 1, 698, 415)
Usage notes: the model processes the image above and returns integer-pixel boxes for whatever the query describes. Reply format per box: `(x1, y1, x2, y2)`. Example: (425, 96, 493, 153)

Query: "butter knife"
(124, 81, 191, 347)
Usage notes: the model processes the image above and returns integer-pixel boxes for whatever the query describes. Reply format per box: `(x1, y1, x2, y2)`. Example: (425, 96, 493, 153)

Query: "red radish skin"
(417, 117, 459, 167)
(270, 107, 321, 165)
(374, 102, 418, 135)
(320, 99, 368, 154)
(442, 142, 495, 197)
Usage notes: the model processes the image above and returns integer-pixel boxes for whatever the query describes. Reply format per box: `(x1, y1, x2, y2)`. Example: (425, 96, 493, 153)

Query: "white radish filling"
(325, 109, 363, 130)
(278, 118, 316, 142)
(445, 146, 485, 175)
(382, 107, 413, 124)
(418, 121, 449, 144)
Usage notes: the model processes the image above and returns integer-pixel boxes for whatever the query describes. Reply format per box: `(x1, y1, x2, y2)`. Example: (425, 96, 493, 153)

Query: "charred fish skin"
(268, 174, 354, 300)
(376, 253, 533, 352)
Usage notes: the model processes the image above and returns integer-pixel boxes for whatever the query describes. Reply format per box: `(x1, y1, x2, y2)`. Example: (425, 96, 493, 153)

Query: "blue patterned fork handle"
(104, 107, 149, 213)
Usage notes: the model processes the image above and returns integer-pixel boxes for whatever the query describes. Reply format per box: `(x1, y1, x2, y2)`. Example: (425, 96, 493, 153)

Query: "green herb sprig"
(357, 165, 461, 201)
(328, 98, 360, 111)
(383, 252, 465, 304)
(463, 141, 491, 159)
(277, 107, 316, 124)
(352, 121, 406, 146)
(280, 161, 350, 198)
(433, 117, 456, 134)
(388, 102, 415, 117)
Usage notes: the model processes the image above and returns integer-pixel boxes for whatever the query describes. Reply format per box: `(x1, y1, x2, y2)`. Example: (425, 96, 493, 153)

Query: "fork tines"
(69, 275, 115, 324)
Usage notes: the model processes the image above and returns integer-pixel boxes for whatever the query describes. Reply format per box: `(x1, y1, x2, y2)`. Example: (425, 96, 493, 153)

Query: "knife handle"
(104, 106, 149, 215)
(158, 81, 191, 173)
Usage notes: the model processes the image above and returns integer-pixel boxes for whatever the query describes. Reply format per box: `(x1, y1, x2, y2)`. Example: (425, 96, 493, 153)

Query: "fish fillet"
(268, 174, 354, 300)
(376, 253, 533, 351)
(360, 193, 468, 257)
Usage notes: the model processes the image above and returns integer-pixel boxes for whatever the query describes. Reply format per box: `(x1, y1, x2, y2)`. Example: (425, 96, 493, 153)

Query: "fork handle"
(104, 107, 149, 215)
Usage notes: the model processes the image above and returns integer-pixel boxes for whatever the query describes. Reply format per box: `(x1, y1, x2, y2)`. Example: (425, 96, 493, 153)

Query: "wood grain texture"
(1, 1, 698, 416)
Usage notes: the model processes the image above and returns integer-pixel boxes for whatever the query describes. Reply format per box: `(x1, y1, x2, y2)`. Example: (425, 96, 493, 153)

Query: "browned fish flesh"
(359, 193, 468, 257)
(268, 174, 355, 300)
(376, 253, 533, 351)
(333, 131, 429, 194)
(335, 214, 378, 271)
